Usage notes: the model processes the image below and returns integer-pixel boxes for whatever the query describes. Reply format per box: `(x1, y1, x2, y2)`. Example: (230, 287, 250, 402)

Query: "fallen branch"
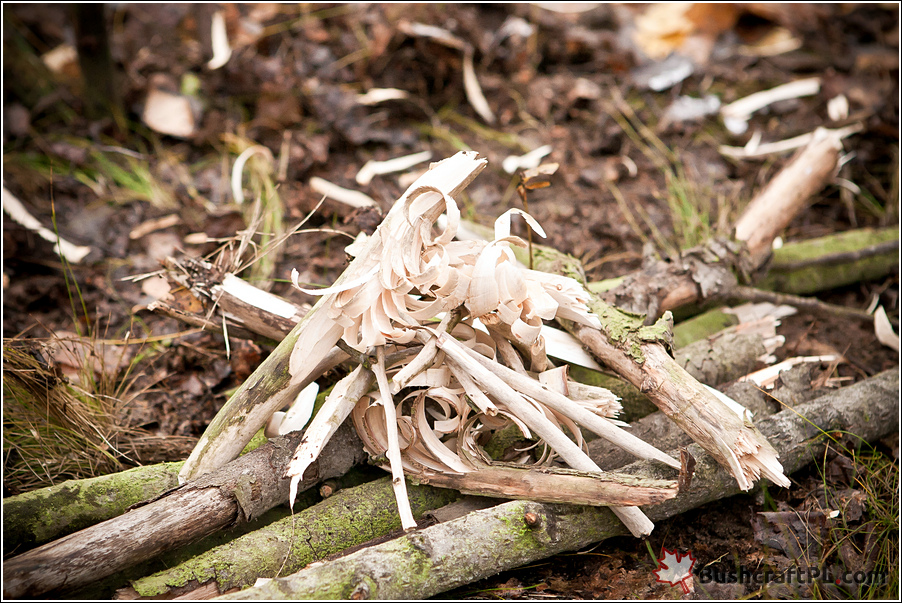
(733, 128, 845, 264)
(147, 256, 308, 343)
(760, 226, 898, 295)
(3, 461, 183, 557)
(221, 369, 898, 600)
(2, 421, 366, 599)
(119, 476, 459, 599)
(601, 129, 845, 320)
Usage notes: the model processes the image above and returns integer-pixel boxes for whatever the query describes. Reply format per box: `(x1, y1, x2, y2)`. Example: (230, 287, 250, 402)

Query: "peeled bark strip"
(180, 151, 487, 483)
(2, 422, 366, 600)
(3, 461, 183, 557)
(220, 369, 897, 601)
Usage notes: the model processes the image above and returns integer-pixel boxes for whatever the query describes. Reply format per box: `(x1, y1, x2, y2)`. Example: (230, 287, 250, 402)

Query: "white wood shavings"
(356, 151, 433, 185)
(207, 10, 232, 70)
(502, 145, 553, 174)
(2, 187, 92, 263)
(142, 88, 197, 138)
(719, 123, 862, 159)
(309, 177, 376, 209)
(357, 88, 410, 105)
(720, 78, 821, 135)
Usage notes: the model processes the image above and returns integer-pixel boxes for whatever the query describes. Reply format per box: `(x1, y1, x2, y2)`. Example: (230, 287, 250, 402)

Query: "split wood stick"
(575, 324, 789, 491)
(447, 333, 681, 470)
(412, 464, 678, 507)
(2, 422, 367, 600)
(285, 365, 374, 503)
(220, 369, 897, 601)
(148, 257, 308, 343)
(372, 348, 417, 531)
(530, 249, 789, 492)
(179, 152, 487, 482)
(436, 332, 654, 537)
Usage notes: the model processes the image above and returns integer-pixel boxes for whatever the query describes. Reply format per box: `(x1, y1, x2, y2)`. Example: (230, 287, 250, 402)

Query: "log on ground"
(3, 461, 183, 557)
(220, 369, 897, 600)
(2, 421, 366, 599)
(121, 476, 460, 599)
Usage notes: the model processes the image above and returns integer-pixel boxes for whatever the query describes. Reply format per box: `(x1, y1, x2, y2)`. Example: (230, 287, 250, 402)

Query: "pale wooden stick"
(415, 464, 678, 507)
(285, 365, 375, 507)
(373, 347, 417, 531)
(734, 128, 844, 264)
(447, 334, 680, 470)
(436, 333, 654, 537)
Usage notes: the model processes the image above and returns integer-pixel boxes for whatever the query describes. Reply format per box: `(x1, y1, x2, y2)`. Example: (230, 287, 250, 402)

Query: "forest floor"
(3, 3, 899, 599)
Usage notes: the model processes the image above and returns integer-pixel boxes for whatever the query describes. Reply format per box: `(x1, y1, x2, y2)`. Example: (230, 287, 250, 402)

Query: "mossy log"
(3, 461, 183, 558)
(2, 421, 366, 599)
(120, 477, 460, 599)
(221, 369, 898, 600)
(759, 226, 898, 295)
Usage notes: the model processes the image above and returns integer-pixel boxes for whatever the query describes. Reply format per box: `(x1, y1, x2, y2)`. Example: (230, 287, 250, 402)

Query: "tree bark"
(3, 461, 183, 558)
(2, 421, 367, 599)
(119, 477, 460, 599)
(220, 369, 897, 600)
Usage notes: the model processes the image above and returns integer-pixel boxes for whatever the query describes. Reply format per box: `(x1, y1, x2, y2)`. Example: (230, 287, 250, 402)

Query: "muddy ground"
(3, 3, 899, 599)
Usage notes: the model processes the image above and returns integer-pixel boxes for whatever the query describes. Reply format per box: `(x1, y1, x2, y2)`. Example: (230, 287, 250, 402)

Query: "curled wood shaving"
(281, 153, 674, 537)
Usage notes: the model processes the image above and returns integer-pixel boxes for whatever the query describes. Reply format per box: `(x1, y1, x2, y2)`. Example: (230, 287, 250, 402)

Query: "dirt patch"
(3, 2, 897, 597)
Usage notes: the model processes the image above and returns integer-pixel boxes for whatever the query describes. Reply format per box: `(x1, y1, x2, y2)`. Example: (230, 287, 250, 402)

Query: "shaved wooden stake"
(436, 333, 654, 537)
(373, 347, 417, 531)
(286, 365, 375, 507)
(180, 152, 487, 482)
(447, 334, 681, 470)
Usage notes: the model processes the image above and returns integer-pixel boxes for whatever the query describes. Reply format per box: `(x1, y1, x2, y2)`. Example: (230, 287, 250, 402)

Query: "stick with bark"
(221, 369, 897, 600)
(600, 128, 845, 320)
(2, 421, 366, 600)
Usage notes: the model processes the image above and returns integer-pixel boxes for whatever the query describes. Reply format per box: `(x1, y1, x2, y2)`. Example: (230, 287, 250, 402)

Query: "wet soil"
(3, 3, 898, 599)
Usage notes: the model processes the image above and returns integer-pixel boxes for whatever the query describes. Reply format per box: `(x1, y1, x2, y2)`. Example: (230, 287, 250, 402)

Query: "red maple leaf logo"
(653, 547, 696, 594)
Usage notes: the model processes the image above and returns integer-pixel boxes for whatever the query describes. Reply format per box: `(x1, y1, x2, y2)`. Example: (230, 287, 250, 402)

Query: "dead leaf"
(142, 88, 198, 138)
